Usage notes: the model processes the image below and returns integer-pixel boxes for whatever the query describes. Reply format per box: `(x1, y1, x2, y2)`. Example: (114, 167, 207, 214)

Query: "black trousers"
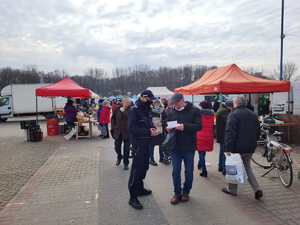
(128, 143, 150, 199)
(114, 136, 130, 165)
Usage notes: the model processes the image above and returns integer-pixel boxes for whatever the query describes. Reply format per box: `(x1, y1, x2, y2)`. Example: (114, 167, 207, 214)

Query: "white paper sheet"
(167, 121, 178, 128)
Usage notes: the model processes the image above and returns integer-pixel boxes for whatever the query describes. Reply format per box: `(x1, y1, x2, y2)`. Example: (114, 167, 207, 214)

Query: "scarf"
(152, 106, 164, 114)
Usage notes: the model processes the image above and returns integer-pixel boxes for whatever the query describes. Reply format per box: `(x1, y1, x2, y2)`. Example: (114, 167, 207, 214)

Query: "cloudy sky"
(0, 0, 299, 76)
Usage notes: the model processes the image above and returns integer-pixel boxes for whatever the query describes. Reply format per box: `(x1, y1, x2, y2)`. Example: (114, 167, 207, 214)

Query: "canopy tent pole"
(280, 0, 285, 80)
(36, 96, 38, 125)
(192, 95, 194, 104)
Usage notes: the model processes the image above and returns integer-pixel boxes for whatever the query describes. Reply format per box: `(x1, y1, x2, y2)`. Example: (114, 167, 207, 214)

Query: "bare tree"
(272, 62, 298, 81)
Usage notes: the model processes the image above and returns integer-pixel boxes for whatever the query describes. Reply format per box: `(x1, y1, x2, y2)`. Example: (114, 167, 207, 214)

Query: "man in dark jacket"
(215, 99, 234, 175)
(222, 95, 263, 199)
(127, 90, 158, 210)
(111, 96, 131, 170)
(167, 93, 202, 205)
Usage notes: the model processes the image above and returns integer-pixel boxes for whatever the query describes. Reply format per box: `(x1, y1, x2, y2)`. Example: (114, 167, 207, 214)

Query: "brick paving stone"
(97, 137, 300, 225)
(0, 125, 100, 225)
(1, 120, 300, 225)
(0, 136, 61, 211)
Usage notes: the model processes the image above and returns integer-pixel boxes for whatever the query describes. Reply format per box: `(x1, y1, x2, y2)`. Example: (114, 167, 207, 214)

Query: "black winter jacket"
(215, 104, 231, 144)
(167, 102, 202, 152)
(225, 106, 260, 154)
(128, 98, 155, 145)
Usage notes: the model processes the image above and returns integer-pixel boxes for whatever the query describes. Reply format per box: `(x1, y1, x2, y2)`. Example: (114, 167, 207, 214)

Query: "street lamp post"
(279, 0, 285, 80)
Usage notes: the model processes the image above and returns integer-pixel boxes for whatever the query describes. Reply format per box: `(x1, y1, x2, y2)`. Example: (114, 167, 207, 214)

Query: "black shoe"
(255, 190, 263, 200)
(221, 187, 237, 196)
(218, 168, 223, 172)
(128, 198, 143, 210)
(200, 170, 207, 177)
(137, 188, 152, 196)
(116, 159, 121, 166)
(124, 164, 129, 170)
(222, 170, 226, 176)
(198, 164, 202, 170)
(149, 161, 158, 166)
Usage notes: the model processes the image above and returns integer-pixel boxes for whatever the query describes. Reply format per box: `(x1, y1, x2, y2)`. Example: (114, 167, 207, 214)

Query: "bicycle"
(251, 123, 293, 187)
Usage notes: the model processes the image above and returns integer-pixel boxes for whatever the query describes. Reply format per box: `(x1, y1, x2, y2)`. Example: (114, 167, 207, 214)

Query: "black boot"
(197, 164, 202, 170)
(200, 170, 207, 177)
(116, 159, 121, 166)
(137, 188, 152, 196)
(128, 197, 143, 210)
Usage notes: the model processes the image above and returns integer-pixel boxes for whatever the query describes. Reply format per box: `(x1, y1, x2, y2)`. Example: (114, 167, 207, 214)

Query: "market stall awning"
(36, 77, 91, 98)
(174, 64, 291, 94)
(146, 86, 173, 98)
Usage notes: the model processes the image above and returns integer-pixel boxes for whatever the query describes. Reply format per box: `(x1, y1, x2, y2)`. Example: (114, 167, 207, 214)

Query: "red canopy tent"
(174, 64, 290, 94)
(36, 77, 91, 98)
(34, 77, 92, 124)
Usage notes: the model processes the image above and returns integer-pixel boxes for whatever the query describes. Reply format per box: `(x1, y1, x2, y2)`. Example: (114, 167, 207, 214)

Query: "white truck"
(0, 83, 66, 122)
(271, 81, 300, 115)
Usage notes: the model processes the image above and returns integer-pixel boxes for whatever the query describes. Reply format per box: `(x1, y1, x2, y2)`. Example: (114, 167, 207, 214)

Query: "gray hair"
(234, 95, 247, 107)
(122, 96, 131, 102)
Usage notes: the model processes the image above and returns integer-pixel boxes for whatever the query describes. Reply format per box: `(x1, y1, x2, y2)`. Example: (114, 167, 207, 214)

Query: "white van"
(271, 81, 300, 115)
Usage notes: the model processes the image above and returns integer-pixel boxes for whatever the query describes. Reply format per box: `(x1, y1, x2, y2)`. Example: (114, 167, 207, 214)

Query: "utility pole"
(279, 0, 285, 80)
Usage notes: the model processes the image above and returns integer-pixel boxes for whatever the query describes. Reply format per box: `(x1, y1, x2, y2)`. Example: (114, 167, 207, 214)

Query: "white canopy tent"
(90, 91, 100, 99)
(146, 86, 173, 99)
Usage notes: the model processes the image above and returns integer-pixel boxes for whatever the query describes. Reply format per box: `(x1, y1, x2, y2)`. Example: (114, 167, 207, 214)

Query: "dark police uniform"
(128, 98, 154, 199)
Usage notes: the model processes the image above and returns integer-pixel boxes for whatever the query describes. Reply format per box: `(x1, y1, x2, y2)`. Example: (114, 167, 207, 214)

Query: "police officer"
(128, 90, 158, 210)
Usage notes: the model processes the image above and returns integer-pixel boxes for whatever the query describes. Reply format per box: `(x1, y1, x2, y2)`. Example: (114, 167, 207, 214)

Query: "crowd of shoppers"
(67, 91, 263, 210)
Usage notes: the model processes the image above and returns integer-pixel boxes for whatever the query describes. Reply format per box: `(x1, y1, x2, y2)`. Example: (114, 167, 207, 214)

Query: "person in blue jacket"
(127, 90, 158, 210)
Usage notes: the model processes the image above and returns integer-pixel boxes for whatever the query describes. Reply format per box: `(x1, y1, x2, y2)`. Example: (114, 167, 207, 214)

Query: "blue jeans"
(171, 151, 195, 196)
(149, 144, 164, 162)
(218, 143, 226, 171)
(198, 151, 206, 171)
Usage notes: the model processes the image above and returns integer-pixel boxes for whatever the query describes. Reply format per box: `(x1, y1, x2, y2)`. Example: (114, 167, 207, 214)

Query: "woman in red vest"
(197, 100, 214, 177)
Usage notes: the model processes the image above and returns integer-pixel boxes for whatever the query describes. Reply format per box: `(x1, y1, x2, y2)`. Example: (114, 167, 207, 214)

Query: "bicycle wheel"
(277, 152, 293, 188)
(251, 146, 271, 168)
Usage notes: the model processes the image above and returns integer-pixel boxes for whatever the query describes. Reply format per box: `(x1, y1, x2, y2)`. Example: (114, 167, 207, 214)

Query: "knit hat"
(225, 99, 234, 107)
(102, 100, 109, 106)
(199, 100, 212, 109)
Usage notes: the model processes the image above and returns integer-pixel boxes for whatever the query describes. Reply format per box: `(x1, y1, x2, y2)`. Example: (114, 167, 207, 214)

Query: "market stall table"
(75, 121, 93, 140)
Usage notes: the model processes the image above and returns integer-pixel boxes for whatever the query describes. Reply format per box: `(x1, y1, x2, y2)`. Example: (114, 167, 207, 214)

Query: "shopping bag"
(225, 153, 247, 184)
(64, 128, 76, 140)
(162, 129, 176, 152)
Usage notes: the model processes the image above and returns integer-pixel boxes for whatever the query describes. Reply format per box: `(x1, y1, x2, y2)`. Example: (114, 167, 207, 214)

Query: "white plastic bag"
(225, 153, 247, 184)
(64, 128, 76, 140)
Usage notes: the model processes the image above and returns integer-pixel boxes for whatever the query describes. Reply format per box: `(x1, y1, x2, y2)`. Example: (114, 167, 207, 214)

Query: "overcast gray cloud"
(0, 0, 299, 76)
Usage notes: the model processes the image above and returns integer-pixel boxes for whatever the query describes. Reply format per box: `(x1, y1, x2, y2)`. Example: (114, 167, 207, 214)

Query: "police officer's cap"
(140, 90, 156, 100)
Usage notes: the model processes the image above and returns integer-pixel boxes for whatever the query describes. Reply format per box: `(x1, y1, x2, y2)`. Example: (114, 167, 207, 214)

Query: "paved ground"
(0, 125, 99, 225)
(0, 121, 299, 225)
(0, 121, 51, 211)
(0, 136, 61, 211)
(99, 140, 300, 225)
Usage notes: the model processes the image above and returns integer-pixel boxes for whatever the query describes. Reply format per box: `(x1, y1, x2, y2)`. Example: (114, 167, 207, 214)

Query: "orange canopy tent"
(174, 64, 290, 94)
